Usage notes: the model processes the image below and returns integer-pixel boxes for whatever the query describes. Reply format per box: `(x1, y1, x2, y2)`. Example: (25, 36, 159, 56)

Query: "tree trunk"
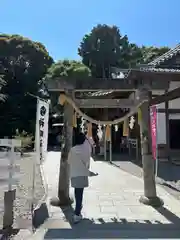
(58, 101, 73, 205)
(139, 90, 163, 207)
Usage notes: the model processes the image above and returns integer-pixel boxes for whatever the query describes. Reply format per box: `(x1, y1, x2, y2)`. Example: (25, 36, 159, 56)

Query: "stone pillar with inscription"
(138, 89, 163, 207)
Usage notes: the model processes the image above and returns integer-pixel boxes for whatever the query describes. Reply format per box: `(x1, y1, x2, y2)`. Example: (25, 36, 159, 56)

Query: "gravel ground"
(0, 152, 45, 229)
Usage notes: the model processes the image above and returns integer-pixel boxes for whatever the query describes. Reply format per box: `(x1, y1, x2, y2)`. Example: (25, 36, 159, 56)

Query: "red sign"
(150, 106, 157, 160)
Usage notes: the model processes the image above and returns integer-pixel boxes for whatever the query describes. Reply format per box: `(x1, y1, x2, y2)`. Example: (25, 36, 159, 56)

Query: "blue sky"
(1, 0, 180, 60)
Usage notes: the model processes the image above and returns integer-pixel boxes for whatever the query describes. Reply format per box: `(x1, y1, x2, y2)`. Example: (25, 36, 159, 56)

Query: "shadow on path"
(157, 162, 180, 182)
(43, 205, 180, 239)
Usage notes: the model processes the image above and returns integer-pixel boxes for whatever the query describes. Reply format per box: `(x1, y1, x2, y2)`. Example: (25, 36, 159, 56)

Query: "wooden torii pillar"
(138, 89, 163, 207)
(57, 100, 73, 205)
(51, 91, 74, 206)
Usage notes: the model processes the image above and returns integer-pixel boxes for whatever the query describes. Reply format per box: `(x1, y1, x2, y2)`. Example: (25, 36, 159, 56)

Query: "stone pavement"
(112, 158, 180, 200)
(29, 152, 180, 239)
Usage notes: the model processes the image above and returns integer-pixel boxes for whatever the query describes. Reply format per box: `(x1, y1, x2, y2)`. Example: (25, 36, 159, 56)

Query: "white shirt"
(68, 143, 90, 178)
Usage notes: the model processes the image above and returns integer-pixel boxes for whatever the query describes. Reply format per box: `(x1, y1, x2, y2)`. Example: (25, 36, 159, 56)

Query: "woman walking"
(68, 132, 91, 223)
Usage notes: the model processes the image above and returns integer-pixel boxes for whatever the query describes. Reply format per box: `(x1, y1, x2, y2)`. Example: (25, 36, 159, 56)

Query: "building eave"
(148, 44, 180, 66)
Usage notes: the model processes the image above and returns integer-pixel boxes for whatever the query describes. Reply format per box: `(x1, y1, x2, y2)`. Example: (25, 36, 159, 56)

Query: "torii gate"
(47, 66, 180, 208)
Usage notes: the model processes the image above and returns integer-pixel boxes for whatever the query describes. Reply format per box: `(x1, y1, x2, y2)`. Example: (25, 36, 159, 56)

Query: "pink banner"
(150, 106, 157, 160)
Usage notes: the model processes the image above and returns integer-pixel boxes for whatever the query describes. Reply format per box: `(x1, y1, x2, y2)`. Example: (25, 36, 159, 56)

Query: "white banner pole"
(26, 93, 49, 232)
(31, 99, 39, 221)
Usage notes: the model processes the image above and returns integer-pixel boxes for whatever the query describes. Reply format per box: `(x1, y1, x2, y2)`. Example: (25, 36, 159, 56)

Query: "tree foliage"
(78, 24, 170, 78)
(0, 75, 6, 102)
(141, 46, 170, 64)
(45, 59, 91, 111)
(46, 59, 91, 80)
(78, 24, 143, 78)
(0, 34, 53, 136)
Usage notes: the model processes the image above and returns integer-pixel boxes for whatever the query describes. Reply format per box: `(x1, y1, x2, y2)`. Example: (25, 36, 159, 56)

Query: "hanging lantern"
(138, 108, 142, 125)
(72, 112, 77, 128)
(123, 119, 129, 136)
(87, 123, 92, 137)
(59, 94, 66, 105)
(105, 125, 111, 142)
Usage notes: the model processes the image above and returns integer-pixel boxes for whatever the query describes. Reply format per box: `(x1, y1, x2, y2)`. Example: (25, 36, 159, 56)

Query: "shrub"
(14, 129, 34, 154)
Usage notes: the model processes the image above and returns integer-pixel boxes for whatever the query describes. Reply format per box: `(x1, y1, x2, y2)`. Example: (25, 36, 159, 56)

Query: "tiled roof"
(148, 44, 180, 66)
(139, 67, 180, 73)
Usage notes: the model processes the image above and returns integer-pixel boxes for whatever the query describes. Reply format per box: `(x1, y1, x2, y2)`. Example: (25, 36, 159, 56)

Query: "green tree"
(78, 24, 142, 78)
(78, 24, 170, 78)
(46, 59, 91, 80)
(140, 46, 170, 64)
(0, 75, 6, 102)
(45, 59, 91, 112)
(0, 34, 53, 136)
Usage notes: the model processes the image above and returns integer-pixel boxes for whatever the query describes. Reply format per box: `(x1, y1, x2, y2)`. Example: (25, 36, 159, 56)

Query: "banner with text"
(35, 99, 49, 163)
(150, 105, 157, 160)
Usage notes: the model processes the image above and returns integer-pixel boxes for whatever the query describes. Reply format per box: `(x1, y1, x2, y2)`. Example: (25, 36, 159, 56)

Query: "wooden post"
(103, 109, 108, 161)
(50, 93, 74, 207)
(3, 142, 16, 230)
(104, 127, 107, 161)
(165, 90, 171, 162)
(3, 189, 16, 229)
(136, 139, 139, 162)
(139, 89, 163, 207)
(58, 101, 73, 205)
(109, 125, 112, 163)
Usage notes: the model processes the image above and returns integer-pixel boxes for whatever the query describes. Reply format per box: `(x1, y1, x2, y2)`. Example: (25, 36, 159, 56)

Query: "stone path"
(112, 159, 180, 200)
(29, 152, 180, 239)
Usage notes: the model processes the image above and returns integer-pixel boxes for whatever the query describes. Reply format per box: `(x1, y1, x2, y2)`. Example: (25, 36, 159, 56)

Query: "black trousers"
(74, 188, 84, 216)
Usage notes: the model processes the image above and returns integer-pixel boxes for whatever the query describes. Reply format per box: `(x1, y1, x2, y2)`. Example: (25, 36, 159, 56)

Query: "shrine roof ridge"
(148, 43, 180, 66)
(111, 66, 180, 75)
(139, 67, 180, 73)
